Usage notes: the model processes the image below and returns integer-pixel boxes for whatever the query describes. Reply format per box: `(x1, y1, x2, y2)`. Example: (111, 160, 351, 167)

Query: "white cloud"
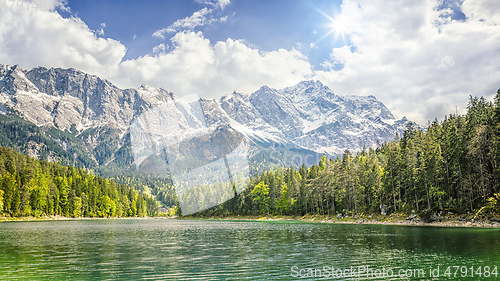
(0, 2, 125, 74)
(31, 0, 70, 12)
(219, 15, 228, 23)
(153, 8, 213, 38)
(195, 0, 230, 10)
(462, 0, 500, 24)
(152, 43, 168, 54)
(315, 0, 500, 123)
(217, 0, 230, 10)
(96, 23, 106, 36)
(321, 45, 353, 70)
(0, 2, 309, 99)
(115, 31, 313, 98)
(0, 0, 498, 125)
(153, 0, 231, 39)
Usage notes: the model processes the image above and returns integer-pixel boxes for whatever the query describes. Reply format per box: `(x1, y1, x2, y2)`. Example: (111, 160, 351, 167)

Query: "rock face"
(218, 80, 407, 155)
(0, 64, 409, 172)
(0, 64, 176, 132)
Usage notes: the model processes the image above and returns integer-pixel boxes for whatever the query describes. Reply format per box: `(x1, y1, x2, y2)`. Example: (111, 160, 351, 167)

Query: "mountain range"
(0, 64, 408, 175)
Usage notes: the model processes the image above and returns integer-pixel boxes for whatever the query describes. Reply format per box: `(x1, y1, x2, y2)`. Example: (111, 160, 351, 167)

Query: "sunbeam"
(314, 7, 351, 46)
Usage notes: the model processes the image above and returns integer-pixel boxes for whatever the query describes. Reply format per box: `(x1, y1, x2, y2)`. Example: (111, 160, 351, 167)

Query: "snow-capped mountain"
(0, 64, 408, 171)
(219, 80, 407, 155)
(0, 64, 174, 132)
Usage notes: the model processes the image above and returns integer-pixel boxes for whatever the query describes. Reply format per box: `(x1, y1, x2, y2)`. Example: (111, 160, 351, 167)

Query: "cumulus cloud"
(0, 0, 498, 124)
(0, 1, 309, 99)
(115, 31, 313, 98)
(315, 0, 500, 123)
(462, 0, 500, 24)
(0, 1, 125, 74)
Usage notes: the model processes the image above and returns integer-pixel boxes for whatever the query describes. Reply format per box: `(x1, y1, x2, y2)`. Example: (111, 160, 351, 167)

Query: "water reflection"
(0, 220, 499, 280)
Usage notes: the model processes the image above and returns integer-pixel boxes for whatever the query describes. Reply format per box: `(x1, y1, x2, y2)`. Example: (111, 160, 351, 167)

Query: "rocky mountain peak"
(0, 64, 410, 161)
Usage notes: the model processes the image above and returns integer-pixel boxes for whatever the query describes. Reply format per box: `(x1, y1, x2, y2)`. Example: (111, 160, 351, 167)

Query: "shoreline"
(181, 213, 500, 228)
(2, 214, 500, 228)
(0, 215, 157, 222)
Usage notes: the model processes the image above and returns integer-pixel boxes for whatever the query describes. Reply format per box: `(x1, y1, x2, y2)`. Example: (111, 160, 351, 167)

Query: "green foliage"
(0, 111, 142, 175)
(251, 181, 270, 215)
(109, 175, 177, 207)
(0, 146, 157, 218)
(0, 112, 95, 168)
(0, 189, 3, 214)
(476, 193, 500, 218)
(193, 93, 500, 217)
(79, 127, 122, 165)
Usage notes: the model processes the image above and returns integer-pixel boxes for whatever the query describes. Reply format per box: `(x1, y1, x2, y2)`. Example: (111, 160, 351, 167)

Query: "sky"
(0, 0, 499, 124)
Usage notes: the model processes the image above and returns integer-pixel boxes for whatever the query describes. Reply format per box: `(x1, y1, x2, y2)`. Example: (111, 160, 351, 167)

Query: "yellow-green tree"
(251, 181, 270, 215)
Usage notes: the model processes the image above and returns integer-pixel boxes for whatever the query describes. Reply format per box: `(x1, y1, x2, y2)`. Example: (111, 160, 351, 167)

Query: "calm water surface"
(0, 219, 499, 280)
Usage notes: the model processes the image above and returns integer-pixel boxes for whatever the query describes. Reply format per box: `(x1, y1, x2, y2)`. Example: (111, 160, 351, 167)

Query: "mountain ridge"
(0, 64, 409, 172)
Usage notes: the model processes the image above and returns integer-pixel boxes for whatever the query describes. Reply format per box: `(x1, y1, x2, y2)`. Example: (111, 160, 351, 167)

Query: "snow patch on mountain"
(0, 64, 409, 159)
(214, 80, 408, 155)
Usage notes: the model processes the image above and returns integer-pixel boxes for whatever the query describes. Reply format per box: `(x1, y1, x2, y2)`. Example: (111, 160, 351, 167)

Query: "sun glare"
(329, 15, 349, 40)
(316, 8, 351, 45)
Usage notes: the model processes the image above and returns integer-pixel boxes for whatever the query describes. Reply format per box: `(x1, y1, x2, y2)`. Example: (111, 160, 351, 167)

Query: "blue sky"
(64, 0, 344, 68)
(0, 0, 499, 124)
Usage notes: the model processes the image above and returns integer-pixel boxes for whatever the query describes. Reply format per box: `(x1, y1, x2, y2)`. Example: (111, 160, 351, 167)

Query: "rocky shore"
(184, 213, 500, 228)
(3, 213, 500, 228)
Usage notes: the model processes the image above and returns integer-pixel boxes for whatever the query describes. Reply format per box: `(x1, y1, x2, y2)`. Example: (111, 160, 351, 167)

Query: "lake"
(0, 219, 499, 280)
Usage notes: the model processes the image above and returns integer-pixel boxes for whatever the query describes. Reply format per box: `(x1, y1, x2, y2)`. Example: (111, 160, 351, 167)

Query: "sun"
(329, 15, 350, 41)
(316, 9, 351, 45)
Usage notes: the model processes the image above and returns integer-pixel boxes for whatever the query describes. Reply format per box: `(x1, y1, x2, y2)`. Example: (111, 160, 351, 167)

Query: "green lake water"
(0, 219, 499, 280)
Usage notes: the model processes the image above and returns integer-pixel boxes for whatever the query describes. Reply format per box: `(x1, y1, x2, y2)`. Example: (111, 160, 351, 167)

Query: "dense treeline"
(0, 146, 158, 218)
(0, 110, 96, 168)
(111, 175, 177, 207)
(198, 92, 500, 217)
